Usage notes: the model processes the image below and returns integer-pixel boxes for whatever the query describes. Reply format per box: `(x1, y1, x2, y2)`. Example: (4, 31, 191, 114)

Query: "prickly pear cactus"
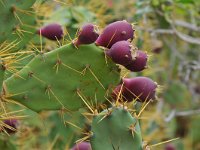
(0, 1, 165, 146)
(91, 107, 143, 150)
(4, 44, 120, 112)
(0, 0, 36, 51)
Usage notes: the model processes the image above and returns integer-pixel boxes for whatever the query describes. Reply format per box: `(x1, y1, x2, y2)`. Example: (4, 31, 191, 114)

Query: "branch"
(164, 108, 200, 122)
(173, 20, 200, 32)
(172, 25, 200, 45)
(175, 109, 200, 116)
(135, 27, 174, 34)
(164, 109, 176, 122)
(137, 26, 200, 45)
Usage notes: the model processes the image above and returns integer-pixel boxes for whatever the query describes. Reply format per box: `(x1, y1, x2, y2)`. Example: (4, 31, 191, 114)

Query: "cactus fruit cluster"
(0, 1, 162, 149)
(1, 1, 199, 149)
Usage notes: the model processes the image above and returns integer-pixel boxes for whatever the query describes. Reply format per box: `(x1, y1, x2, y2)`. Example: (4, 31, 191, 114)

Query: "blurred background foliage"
(0, 0, 200, 149)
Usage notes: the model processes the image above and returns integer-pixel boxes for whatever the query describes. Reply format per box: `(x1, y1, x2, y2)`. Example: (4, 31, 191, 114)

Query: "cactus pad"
(4, 44, 120, 112)
(0, 0, 36, 50)
(91, 107, 143, 150)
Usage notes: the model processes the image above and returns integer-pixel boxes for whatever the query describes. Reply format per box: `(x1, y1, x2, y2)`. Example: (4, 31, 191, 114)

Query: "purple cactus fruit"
(74, 23, 99, 47)
(70, 142, 91, 150)
(111, 84, 123, 100)
(165, 143, 176, 150)
(3, 119, 18, 134)
(125, 50, 148, 72)
(95, 20, 134, 48)
(37, 23, 63, 40)
(106, 41, 133, 66)
(122, 77, 157, 102)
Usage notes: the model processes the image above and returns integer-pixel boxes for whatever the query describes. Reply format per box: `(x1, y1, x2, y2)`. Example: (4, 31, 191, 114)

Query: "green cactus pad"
(91, 107, 143, 150)
(4, 44, 120, 112)
(0, 0, 36, 51)
(48, 111, 86, 149)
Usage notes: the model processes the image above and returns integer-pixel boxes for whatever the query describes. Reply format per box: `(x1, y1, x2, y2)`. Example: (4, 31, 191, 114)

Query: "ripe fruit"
(2, 119, 18, 134)
(74, 23, 99, 47)
(111, 77, 157, 102)
(106, 41, 133, 66)
(95, 20, 134, 48)
(111, 84, 123, 100)
(37, 23, 63, 40)
(125, 50, 148, 72)
(165, 143, 176, 150)
(70, 142, 91, 150)
(122, 77, 157, 102)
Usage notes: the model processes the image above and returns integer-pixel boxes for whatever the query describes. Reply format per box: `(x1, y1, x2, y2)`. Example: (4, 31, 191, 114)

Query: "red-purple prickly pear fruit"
(111, 84, 123, 100)
(2, 119, 18, 134)
(37, 23, 63, 40)
(70, 142, 91, 150)
(122, 77, 157, 102)
(165, 144, 176, 150)
(106, 41, 133, 66)
(95, 20, 134, 48)
(125, 50, 148, 72)
(74, 23, 99, 47)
